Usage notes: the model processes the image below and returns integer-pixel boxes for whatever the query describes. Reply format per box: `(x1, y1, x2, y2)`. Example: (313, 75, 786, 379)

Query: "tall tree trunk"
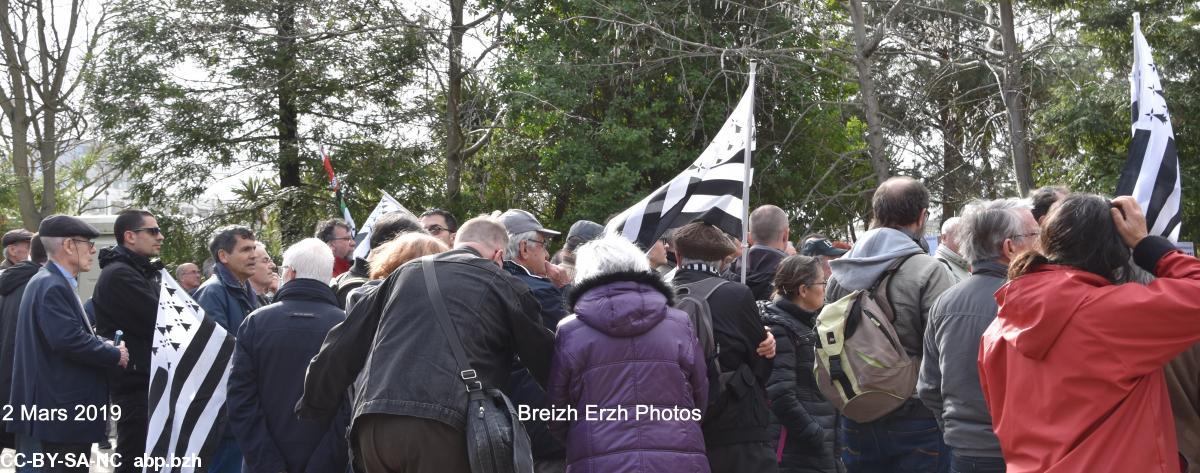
(941, 97, 965, 220)
(444, 0, 466, 209)
(1, 0, 38, 229)
(998, 0, 1032, 195)
(276, 0, 303, 242)
(847, 0, 891, 185)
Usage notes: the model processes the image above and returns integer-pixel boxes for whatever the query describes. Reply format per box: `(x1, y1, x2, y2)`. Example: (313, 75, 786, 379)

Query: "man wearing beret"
(8, 215, 129, 472)
(0, 229, 34, 273)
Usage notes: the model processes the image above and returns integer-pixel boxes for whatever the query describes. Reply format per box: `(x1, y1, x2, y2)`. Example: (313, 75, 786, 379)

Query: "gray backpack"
(813, 254, 918, 423)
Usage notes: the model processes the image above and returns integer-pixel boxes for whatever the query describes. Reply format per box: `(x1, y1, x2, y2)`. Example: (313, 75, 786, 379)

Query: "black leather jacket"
(296, 247, 555, 432)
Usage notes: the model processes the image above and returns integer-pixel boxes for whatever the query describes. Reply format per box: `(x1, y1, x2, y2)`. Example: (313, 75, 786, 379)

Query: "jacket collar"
(274, 278, 339, 307)
(971, 260, 1008, 278)
(503, 260, 549, 281)
(213, 261, 257, 300)
(567, 270, 674, 311)
(937, 244, 968, 269)
(763, 297, 819, 330)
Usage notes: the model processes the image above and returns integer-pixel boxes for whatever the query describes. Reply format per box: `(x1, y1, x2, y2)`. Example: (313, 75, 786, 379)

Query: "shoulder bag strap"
(421, 257, 483, 392)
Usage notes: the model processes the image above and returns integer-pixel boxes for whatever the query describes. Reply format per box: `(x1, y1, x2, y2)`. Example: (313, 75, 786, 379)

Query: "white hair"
(573, 235, 652, 283)
(282, 238, 333, 283)
(958, 198, 1031, 263)
(255, 241, 267, 252)
(41, 236, 65, 258)
(505, 231, 540, 260)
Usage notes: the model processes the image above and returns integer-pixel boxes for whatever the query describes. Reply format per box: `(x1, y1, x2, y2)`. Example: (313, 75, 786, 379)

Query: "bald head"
(872, 176, 929, 230)
(455, 216, 509, 265)
(749, 205, 789, 249)
(940, 217, 962, 253)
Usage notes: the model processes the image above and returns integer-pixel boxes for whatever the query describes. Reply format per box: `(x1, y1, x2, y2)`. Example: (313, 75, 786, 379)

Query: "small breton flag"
(143, 270, 235, 473)
(1117, 13, 1181, 242)
(320, 145, 357, 233)
(352, 191, 415, 259)
(606, 83, 755, 249)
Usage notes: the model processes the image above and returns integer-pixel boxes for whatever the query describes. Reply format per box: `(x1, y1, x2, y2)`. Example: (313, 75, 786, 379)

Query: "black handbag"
(421, 258, 534, 473)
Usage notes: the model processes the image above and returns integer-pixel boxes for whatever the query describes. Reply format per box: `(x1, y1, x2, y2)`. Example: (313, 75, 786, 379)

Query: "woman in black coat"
(760, 255, 843, 473)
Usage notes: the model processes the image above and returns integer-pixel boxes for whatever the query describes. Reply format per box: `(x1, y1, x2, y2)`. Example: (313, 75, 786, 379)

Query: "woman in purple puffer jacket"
(547, 235, 710, 473)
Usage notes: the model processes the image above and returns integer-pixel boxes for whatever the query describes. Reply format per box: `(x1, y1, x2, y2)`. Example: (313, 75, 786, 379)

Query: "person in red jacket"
(979, 194, 1200, 473)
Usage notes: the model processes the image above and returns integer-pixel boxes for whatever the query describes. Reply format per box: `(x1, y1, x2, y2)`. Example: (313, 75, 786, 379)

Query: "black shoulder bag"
(421, 258, 534, 473)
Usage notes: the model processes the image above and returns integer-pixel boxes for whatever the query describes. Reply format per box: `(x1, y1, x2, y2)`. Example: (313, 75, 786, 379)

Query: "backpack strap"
(870, 253, 918, 322)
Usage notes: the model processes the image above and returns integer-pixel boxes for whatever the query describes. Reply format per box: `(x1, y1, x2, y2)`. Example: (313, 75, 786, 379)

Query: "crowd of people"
(0, 175, 1198, 473)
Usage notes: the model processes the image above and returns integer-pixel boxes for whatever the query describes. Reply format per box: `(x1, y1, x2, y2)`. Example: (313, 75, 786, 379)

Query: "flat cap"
(499, 209, 560, 236)
(2, 229, 33, 247)
(37, 215, 100, 239)
(565, 220, 604, 250)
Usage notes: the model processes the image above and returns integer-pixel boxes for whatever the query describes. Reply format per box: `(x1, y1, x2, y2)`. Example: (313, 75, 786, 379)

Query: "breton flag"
(606, 81, 755, 249)
(1117, 13, 1181, 242)
(144, 270, 235, 473)
(352, 191, 415, 259)
(320, 145, 357, 233)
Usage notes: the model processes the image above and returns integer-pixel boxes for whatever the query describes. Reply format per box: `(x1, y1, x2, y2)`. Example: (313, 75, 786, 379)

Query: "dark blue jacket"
(193, 262, 259, 333)
(228, 278, 349, 473)
(503, 260, 567, 461)
(8, 263, 121, 443)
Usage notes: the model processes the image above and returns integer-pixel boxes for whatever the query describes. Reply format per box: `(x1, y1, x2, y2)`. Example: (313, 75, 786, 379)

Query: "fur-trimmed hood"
(567, 270, 676, 338)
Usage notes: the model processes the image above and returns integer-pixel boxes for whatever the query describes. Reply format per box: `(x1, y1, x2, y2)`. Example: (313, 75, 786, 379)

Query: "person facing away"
(330, 211, 424, 308)
(92, 209, 166, 473)
(9, 216, 129, 473)
(917, 199, 1039, 473)
(192, 224, 260, 473)
(978, 195, 1200, 473)
(547, 235, 710, 472)
(761, 255, 842, 473)
(824, 176, 954, 473)
(671, 220, 778, 473)
(227, 238, 350, 473)
(732, 204, 792, 301)
(0, 233, 45, 450)
(295, 216, 554, 473)
(935, 217, 969, 284)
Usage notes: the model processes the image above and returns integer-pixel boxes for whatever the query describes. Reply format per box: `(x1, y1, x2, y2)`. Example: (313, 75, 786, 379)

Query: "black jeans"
(950, 454, 1006, 473)
(111, 377, 148, 473)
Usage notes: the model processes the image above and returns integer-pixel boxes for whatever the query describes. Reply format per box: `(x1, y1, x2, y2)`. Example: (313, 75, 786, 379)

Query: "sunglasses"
(131, 227, 162, 236)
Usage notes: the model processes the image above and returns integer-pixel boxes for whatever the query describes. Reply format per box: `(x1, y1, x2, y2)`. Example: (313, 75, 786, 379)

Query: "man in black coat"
(730, 205, 793, 300)
(0, 234, 45, 450)
(671, 221, 779, 473)
(228, 238, 350, 473)
(92, 209, 164, 471)
(9, 216, 129, 472)
(297, 216, 554, 473)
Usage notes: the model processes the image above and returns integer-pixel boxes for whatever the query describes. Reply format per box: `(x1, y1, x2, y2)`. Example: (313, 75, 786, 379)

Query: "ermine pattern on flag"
(1117, 13, 1181, 242)
(606, 85, 755, 249)
(352, 191, 415, 259)
(143, 270, 235, 473)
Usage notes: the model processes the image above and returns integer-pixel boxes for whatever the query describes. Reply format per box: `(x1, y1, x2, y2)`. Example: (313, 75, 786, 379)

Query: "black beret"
(37, 215, 100, 239)
(2, 229, 33, 247)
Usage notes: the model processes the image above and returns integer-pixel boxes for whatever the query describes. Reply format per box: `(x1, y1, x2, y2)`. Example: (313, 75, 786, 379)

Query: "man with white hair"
(918, 199, 1039, 472)
(936, 216, 970, 283)
(228, 238, 349, 473)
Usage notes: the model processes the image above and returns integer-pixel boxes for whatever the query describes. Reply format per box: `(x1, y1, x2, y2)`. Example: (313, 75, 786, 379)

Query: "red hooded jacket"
(980, 240, 1200, 473)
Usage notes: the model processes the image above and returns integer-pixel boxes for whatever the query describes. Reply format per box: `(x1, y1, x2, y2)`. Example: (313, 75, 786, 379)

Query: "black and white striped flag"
(143, 269, 235, 472)
(606, 84, 755, 249)
(1117, 13, 1181, 242)
(352, 190, 414, 259)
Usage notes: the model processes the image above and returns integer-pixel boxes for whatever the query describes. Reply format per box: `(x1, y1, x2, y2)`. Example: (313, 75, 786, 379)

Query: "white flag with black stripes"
(606, 84, 755, 249)
(143, 270, 235, 472)
(352, 190, 415, 259)
(1117, 13, 1181, 242)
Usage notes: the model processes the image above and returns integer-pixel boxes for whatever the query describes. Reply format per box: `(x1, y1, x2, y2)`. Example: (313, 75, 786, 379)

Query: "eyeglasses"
(805, 281, 828, 287)
(131, 227, 161, 236)
(1010, 231, 1040, 240)
(326, 237, 354, 242)
(69, 239, 96, 249)
(425, 225, 450, 235)
(526, 239, 549, 248)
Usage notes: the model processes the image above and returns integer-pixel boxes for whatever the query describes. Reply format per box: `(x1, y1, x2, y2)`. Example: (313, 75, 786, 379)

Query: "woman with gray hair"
(546, 235, 710, 472)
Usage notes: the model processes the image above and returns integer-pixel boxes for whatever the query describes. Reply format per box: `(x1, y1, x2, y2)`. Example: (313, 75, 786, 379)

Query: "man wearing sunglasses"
(11, 215, 128, 471)
(92, 209, 165, 472)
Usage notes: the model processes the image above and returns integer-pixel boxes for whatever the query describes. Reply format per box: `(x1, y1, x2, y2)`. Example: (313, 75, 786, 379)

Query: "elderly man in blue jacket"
(227, 238, 350, 473)
(9, 215, 128, 473)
